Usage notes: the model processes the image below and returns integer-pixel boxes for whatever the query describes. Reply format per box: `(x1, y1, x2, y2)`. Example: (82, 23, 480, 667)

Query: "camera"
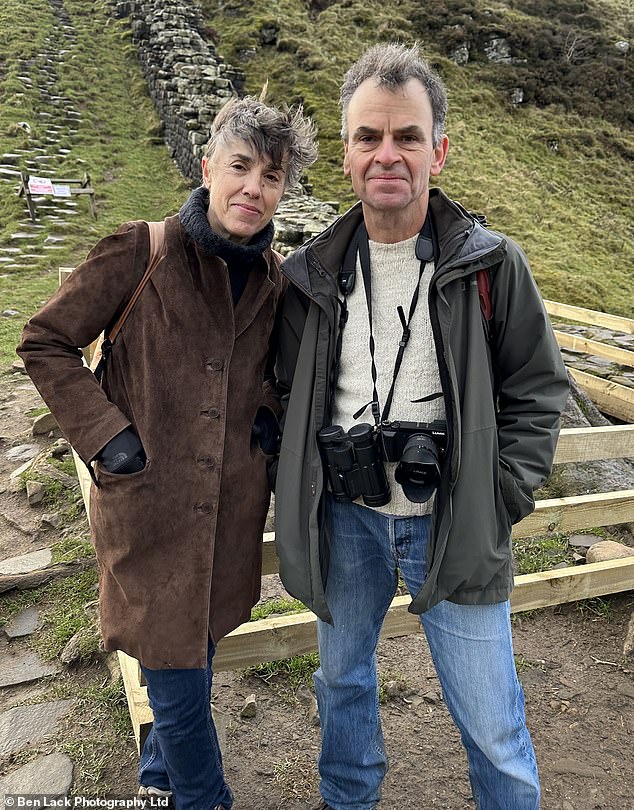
(318, 419, 446, 506)
(380, 419, 447, 503)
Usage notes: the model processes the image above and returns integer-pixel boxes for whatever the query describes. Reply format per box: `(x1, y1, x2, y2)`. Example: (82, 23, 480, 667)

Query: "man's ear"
(343, 141, 350, 177)
(430, 135, 449, 177)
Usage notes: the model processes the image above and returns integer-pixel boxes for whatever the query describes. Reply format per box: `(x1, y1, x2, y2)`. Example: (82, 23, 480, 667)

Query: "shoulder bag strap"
(107, 220, 166, 344)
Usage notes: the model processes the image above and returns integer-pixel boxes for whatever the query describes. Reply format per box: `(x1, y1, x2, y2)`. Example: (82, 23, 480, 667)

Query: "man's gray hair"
(204, 96, 318, 188)
(340, 43, 448, 147)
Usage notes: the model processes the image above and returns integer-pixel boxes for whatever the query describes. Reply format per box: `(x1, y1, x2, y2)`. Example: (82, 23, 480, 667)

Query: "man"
(18, 96, 317, 809)
(274, 43, 569, 810)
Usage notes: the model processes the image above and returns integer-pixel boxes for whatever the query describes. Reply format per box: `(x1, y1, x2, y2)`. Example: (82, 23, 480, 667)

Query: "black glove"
(251, 407, 280, 456)
(97, 428, 146, 474)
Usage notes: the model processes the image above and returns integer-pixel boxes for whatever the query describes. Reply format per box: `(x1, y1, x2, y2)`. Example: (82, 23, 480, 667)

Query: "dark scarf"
(178, 185, 274, 264)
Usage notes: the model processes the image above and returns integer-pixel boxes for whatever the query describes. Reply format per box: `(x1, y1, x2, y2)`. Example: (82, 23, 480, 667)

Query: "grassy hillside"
(0, 0, 188, 368)
(200, 0, 633, 317)
(0, 0, 632, 375)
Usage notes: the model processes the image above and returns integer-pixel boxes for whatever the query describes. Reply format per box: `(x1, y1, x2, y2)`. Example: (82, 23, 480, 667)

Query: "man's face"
(343, 78, 448, 239)
(202, 140, 287, 244)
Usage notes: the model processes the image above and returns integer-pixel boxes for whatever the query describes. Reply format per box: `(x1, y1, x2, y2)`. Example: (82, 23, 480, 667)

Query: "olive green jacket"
(274, 189, 569, 623)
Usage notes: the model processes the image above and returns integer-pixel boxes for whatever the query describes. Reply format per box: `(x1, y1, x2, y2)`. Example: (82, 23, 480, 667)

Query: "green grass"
(245, 651, 320, 696)
(250, 596, 307, 621)
(513, 533, 573, 574)
(200, 0, 633, 317)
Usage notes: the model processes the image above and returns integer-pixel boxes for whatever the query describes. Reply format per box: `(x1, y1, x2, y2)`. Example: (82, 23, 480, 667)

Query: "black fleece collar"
(178, 185, 274, 265)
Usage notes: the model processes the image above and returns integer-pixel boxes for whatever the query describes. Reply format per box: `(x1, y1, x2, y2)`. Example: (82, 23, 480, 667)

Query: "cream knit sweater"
(331, 234, 446, 516)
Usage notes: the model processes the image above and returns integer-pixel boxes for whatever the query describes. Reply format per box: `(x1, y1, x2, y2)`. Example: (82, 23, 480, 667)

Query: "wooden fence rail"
(544, 300, 634, 334)
(70, 423, 634, 750)
(57, 270, 633, 750)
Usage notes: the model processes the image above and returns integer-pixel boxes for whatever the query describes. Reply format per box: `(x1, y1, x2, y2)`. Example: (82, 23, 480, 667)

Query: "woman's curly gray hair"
(340, 42, 448, 148)
(204, 96, 318, 188)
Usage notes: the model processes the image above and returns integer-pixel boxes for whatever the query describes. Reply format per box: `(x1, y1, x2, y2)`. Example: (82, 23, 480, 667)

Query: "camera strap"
(352, 219, 438, 426)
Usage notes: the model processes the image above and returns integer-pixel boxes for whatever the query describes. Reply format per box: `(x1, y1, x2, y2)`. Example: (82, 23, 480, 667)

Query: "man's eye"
(401, 134, 419, 143)
(231, 163, 246, 171)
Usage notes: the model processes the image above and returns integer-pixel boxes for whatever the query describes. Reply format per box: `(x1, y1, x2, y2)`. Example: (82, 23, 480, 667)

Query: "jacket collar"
(282, 189, 505, 297)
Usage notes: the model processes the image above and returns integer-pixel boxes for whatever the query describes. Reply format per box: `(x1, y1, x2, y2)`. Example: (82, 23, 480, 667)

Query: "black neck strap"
(351, 218, 436, 426)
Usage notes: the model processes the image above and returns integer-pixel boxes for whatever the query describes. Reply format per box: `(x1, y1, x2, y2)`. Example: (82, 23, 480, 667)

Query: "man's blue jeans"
(140, 643, 233, 810)
(315, 497, 539, 810)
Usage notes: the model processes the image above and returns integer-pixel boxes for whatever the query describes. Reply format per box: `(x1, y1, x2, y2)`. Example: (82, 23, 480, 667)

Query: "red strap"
(477, 269, 492, 321)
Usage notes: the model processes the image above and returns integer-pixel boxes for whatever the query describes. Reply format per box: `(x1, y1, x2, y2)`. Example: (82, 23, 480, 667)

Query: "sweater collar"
(178, 185, 274, 265)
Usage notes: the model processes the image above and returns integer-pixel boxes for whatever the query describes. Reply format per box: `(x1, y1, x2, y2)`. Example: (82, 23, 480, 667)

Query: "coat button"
(197, 456, 215, 470)
(194, 502, 213, 514)
(208, 407, 220, 419)
(207, 359, 224, 371)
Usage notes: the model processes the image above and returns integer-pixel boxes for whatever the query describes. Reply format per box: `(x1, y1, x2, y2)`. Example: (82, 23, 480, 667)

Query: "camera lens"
(395, 434, 441, 503)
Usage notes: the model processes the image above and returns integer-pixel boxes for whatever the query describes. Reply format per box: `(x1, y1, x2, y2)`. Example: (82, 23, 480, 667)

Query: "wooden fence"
(65, 292, 634, 750)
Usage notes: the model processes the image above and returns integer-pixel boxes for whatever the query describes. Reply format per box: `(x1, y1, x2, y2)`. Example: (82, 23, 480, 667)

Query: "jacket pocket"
(96, 458, 152, 484)
(498, 459, 534, 525)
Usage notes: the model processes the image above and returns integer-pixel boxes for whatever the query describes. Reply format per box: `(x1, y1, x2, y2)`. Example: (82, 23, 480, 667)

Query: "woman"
(18, 96, 317, 809)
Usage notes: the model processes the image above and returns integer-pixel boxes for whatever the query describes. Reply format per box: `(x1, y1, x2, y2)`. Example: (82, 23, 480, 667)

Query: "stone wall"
(111, 0, 338, 251)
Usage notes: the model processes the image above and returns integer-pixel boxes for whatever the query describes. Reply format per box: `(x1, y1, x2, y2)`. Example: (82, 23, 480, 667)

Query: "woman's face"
(201, 140, 287, 244)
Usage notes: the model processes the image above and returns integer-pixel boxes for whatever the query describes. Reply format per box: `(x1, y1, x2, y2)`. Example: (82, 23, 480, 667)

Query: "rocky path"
(0, 0, 91, 273)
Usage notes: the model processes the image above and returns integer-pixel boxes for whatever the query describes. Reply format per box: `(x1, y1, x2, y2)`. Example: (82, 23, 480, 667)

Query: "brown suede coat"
(18, 215, 285, 668)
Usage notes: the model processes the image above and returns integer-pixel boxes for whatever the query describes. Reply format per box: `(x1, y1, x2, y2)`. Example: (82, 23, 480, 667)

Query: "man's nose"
(374, 136, 400, 165)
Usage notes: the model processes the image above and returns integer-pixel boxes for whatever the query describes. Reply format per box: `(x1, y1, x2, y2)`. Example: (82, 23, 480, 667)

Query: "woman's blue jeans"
(139, 643, 233, 810)
(315, 497, 540, 810)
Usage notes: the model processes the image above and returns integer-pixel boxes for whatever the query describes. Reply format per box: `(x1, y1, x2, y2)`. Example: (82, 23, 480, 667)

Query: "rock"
(51, 439, 71, 458)
(585, 540, 634, 564)
(4, 606, 39, 638)
(11, 359, 27, 374)
(0, 752, 73, 796)
(9, 458, 35, 483)
(0, 700, 74, 756)
(615, 40, 630, 55)
(104, 652, 122, 683)
(295, 684, 314, 705)
(422, 690, 441, 705)
(26, 479, 46, 505)
(60, 631, 83, 665)
(568, 533, 599, 549)
(623, 612, 634, 659)
(307, 696, 320, 727)
(0, 547, 52, 574)
(240, 693, 257, 719)
(484, 37, 512, 64)
(7, 443, 40, 462)
(548, 757, 605, 778)
(509, 87, 524, 105)
(32, 411, 58, 435)
(2, 309, 19, 316)
(450, 44, 469, 65)
(40, 512, 61, 529)
(383, 679, 402, 698)
(0, 649, 58, 688)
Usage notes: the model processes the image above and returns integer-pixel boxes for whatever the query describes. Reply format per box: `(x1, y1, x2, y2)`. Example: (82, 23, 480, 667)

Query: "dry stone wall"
(111, 0, 338, 251)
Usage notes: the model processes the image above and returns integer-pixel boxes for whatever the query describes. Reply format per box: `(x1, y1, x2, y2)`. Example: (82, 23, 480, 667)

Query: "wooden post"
(18, 171, 37, 221)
